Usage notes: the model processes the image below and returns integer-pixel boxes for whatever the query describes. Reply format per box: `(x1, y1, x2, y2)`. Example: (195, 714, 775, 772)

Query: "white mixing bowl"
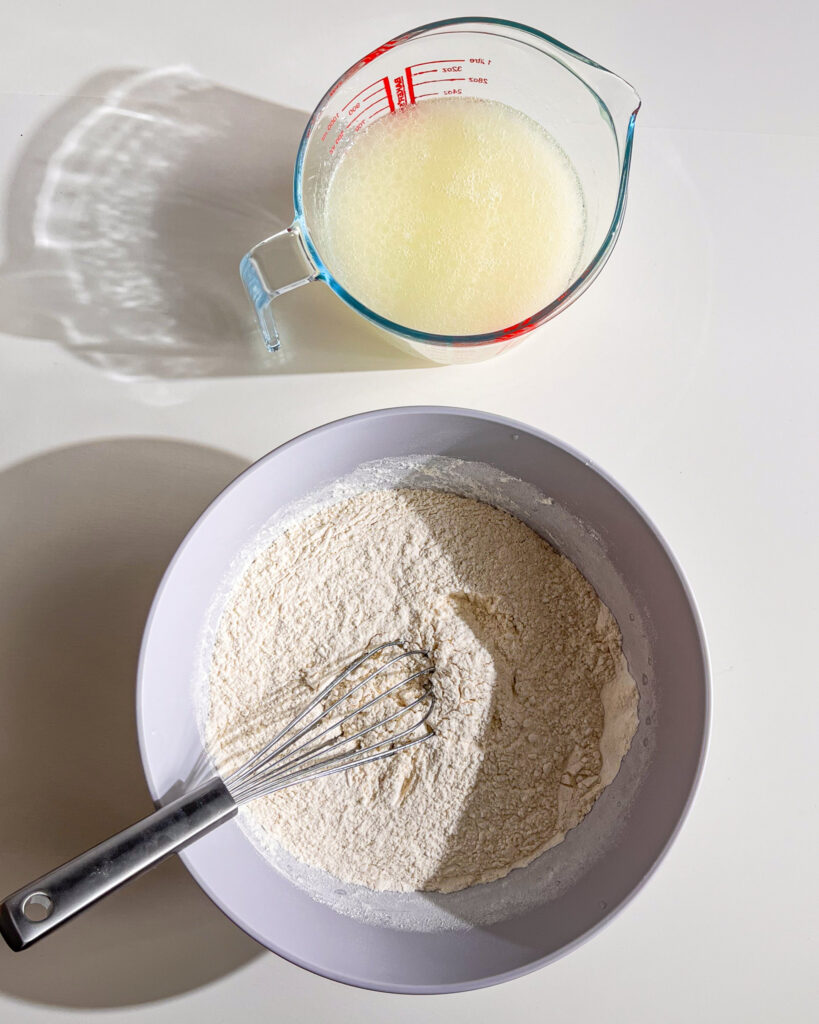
(137, 407, 709, 992)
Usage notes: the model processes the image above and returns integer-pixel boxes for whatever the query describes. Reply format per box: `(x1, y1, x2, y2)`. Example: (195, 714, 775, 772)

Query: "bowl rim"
(136, 405, 711, 993)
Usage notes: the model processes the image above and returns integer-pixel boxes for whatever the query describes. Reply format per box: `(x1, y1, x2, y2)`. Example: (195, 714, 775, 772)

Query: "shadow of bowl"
(0, 439, 262, 1008)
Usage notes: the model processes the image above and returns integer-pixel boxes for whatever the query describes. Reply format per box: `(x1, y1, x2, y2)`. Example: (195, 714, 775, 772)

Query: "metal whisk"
(0, 641, 435, 951)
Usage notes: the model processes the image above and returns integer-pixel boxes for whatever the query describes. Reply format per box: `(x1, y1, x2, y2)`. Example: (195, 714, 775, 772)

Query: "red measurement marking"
(345, 90, 382, 117)
(365, 105, 389, 122)
(383, 76, 395, 113)
(349, 94, 390, 125)
(344, 79, 385, 110)
(361, 41, 398, 64)
(497, 315, 539, 341)
(405, 66, 416, 105)
(394, 75, 407, 108)
(412, 77, 465, 85)
(329, 127, 345, 155)
(413, 92, 440, 99)
(409, 59, 465, 67)
(321, 113, 340, 142)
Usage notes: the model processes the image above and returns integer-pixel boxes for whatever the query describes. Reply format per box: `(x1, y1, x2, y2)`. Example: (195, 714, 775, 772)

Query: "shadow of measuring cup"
(0, 67, 421, 377)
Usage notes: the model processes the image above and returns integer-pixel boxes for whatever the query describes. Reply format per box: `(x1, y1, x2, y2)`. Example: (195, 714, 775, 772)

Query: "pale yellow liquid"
(314, 97, 585, 335)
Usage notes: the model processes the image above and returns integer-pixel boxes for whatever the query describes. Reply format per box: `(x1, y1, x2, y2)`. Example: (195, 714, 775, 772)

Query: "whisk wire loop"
(226, 641, 435, 803)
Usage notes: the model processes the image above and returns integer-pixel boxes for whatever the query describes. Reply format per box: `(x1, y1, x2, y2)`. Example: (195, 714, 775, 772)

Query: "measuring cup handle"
(240, 225, 318, 352)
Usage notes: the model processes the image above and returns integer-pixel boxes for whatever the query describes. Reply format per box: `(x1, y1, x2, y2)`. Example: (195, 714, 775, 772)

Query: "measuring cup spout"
(572, 58, 641, 170)
(240, 225, 318, 351)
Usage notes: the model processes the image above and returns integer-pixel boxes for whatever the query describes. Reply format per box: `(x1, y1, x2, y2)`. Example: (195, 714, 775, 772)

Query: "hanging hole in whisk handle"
(21, 892, 53, 922)
(0, 778, 237, 951)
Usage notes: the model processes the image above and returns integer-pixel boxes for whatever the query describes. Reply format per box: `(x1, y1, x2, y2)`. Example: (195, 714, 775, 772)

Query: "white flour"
(206, 488, 639, 894)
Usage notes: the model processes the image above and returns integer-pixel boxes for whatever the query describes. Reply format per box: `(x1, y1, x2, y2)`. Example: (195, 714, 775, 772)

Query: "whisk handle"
(0, 778, 237, 951)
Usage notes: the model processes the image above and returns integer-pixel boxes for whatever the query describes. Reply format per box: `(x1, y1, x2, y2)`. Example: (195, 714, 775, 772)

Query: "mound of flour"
(206, 488, 638, 893)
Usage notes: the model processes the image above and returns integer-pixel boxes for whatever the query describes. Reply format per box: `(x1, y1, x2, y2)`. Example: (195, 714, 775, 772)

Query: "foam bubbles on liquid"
(313, 97, 586, 335)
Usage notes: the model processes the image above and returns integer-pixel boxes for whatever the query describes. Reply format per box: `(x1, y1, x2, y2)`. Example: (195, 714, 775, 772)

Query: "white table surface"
(0, 1, 816, 1020)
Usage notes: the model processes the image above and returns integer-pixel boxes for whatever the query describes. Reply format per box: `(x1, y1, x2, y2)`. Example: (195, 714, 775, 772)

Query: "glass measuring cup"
(240, 17, 641, 364)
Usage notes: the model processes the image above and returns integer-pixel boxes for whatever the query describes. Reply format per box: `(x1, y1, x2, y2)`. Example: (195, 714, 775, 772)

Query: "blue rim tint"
(293, 18, 641, 347)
